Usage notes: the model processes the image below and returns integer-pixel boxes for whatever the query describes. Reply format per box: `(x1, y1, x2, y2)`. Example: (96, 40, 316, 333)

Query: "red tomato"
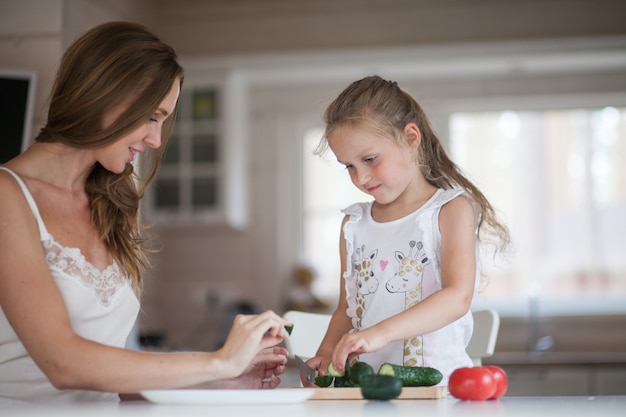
(448, 367, 496, 401)
(484, 365, 508, 399)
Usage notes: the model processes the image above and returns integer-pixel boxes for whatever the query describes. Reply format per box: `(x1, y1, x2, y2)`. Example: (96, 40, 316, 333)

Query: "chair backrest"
(467, 308, 500, 365)
(283, 308, 500, 365)
(283, 310, 331, 359)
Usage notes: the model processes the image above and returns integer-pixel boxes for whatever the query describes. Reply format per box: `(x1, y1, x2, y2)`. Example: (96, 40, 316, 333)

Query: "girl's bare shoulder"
(439, 195, 475, 229)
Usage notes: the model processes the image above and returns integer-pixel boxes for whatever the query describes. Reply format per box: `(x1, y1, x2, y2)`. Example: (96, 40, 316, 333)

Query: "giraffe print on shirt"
(354, 245, 379, 329)
(385, 240, 431, 366)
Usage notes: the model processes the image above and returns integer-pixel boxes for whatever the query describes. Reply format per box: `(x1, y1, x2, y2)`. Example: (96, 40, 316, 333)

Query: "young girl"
(304, 75, 509, 385)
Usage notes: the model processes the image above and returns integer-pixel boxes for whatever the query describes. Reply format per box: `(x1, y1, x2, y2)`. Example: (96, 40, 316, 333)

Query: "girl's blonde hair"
(318, 75, 510, 251)
(35, 22, 184, 294)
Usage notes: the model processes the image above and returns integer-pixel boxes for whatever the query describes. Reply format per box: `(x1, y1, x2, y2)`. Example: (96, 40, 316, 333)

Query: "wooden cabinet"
(504, 366, 590, 396)
(488, 316, 626, 396)
(594, 366, 626, 395)
(488, 359, 626, 396)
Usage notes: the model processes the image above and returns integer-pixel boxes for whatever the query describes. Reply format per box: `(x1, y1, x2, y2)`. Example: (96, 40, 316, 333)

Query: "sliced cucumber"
(333, 374, 357, 387)
(349, 361, 375, 385)
(314, 375, 334, 387)
(327, 360, 345, 377)
(328, 359, 357, 386)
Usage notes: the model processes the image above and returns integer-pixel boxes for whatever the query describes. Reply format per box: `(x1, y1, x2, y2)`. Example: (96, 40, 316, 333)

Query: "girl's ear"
(403, 122, 421, 148)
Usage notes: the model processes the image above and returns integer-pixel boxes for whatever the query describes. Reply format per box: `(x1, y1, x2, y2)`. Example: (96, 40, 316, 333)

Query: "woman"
(0, 21, 290, 405)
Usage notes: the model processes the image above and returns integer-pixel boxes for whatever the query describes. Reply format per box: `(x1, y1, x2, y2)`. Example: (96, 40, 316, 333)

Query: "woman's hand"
(218, 346, 288, 389)
(215, 310, 291, 379)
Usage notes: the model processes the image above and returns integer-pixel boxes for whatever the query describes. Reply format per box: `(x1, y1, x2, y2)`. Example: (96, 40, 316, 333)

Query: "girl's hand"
(216, 310, 291, 378)
(300, 355, 328, 387)
(330, 328, 386, 374)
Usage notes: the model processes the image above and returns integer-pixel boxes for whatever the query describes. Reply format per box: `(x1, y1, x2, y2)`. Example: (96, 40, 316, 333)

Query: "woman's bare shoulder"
(0, 167, 40, 234)
(0, 167, 26, 202)
(0, 166, 28, 201)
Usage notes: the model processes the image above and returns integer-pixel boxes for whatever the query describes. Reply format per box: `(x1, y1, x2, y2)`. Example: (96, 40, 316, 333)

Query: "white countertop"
(1, 393, 625, 417)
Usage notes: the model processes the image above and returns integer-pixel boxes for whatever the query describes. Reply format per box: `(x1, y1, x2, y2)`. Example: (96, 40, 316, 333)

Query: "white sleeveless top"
(341, 188, 480, 383)
(0, 167, 140, 405)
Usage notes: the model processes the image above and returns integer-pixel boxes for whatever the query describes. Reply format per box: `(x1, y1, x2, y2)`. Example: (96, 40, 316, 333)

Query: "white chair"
(283, 308, 500, 365)
(466, 308, 500, 365)
(283, 310, 331, 359)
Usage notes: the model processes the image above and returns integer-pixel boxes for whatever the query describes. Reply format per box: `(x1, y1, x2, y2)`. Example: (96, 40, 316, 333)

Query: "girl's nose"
(354, 168, 371, 185)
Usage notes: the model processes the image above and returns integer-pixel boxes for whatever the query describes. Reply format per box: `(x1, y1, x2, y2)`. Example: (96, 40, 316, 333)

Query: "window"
(301, 128, 369, 303)
(449, 107, 626, 315)
(143, 81, 248, 229)
(301, 107, 626, 315)
(153, 88, 221, 215)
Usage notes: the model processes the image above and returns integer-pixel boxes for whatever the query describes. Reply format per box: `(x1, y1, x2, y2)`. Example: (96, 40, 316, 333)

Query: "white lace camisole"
(0, 167, 140, 405)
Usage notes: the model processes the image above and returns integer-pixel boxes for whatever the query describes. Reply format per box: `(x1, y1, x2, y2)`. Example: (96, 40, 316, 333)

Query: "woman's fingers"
(233, 310, 291, 339)
(222, 310, 291, 367)
(262, 374, 281, 388)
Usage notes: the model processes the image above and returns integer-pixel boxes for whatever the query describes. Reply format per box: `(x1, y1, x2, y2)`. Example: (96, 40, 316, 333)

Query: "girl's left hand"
(330, 328, 385, 374)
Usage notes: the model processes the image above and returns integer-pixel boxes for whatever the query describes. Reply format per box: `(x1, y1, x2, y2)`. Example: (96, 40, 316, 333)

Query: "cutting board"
(309, 386, 447, 400)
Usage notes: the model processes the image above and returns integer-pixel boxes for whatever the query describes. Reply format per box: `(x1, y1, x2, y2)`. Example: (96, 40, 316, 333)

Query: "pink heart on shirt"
(380, 260, 388, 271)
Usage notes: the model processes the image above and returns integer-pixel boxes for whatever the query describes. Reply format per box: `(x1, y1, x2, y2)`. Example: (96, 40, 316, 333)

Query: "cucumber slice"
(327, 360, 344, 377)
(314, 375, 334, 387)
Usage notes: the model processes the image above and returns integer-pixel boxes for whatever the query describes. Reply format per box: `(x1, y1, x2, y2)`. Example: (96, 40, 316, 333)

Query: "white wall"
(0, 0, 63, 131)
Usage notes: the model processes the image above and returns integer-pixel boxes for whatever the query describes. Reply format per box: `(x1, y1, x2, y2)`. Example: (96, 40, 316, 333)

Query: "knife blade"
(294, 355, 318, 383)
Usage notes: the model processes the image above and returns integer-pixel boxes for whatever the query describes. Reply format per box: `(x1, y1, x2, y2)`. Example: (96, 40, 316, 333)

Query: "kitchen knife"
(294, 355, 318, 383)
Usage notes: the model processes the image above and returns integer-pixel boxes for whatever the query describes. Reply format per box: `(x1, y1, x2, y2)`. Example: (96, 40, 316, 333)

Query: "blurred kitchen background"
(1, 0, 625, 396)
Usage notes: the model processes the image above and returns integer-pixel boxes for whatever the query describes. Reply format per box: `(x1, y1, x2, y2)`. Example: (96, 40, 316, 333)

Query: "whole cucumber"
(360, 375, 403, 400)
(378, 363, 443, 386)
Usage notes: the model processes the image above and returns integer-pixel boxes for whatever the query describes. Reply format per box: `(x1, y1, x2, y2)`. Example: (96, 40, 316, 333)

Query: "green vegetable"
(314, 375, 334, 387)
(333, 374, 357, 387)
(349, 361, 375, 385)
(378, 363, 443, 386)
(360, 375, 403, 401)
(327, 360, 346, 377)
(328, 360, 356, 386)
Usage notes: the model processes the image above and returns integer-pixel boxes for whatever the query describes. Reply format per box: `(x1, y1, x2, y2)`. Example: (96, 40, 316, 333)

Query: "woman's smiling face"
(98, 79, 180, 174)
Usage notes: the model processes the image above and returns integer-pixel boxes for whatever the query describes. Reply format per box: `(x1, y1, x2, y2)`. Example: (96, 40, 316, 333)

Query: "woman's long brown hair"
(36, 21, 184, 294)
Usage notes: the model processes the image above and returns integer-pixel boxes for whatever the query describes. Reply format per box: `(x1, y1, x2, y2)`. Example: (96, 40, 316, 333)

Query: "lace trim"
(341, 202, 367, 328)
(42, 237, 128, 307)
